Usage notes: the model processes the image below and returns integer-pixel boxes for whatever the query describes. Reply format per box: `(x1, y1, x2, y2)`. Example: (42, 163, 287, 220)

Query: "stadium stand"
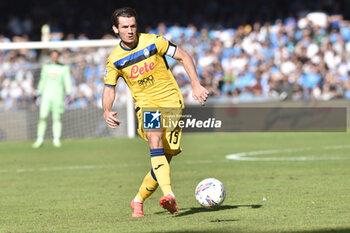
(1, 0, 350, 111)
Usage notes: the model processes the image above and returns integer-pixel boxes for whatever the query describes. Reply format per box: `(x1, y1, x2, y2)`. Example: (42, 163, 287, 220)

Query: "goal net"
(0, 40, 135, 142)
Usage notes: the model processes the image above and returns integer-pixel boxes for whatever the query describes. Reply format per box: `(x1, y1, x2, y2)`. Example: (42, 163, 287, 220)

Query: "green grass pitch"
(1, 132, 350, 233)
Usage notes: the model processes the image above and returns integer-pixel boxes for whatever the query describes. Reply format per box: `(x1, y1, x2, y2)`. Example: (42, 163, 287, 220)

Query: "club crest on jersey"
(129, 62, 155, 79)
(143, 48, 150, 58)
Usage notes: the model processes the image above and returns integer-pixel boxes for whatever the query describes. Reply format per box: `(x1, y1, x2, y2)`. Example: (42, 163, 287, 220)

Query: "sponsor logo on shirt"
(129, 62, 155, 79)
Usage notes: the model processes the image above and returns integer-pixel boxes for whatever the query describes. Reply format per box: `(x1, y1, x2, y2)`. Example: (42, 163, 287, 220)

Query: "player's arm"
(172, 47, 209, 106)
(37, 65, 47, 95)
(103, 60, 121, 128)
(63, 66, 72, 95)
(34, 65, 47, 105)
(102, 86, 120, 128)
(63, 66, 73, 104)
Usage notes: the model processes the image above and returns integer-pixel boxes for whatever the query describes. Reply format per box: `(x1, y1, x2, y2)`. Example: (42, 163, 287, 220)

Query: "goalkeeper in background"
(32, 50, 72, 148)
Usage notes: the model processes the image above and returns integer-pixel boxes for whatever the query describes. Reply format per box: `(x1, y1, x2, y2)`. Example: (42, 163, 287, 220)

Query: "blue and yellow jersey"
(104, 33, 184, 109)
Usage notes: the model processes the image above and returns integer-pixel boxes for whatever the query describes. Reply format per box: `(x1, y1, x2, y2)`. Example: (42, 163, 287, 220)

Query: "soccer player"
(103, 7, 208, 217)
(32, 50, 72, 148)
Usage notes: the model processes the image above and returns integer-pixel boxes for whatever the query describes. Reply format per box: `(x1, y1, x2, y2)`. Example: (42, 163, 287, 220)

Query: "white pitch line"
(2, 144, 349, 173)
(13, 163, 148, 173)
(226, 144, 350, 161)
(324, 145, 350, 150)
(1, 159, 224, 174)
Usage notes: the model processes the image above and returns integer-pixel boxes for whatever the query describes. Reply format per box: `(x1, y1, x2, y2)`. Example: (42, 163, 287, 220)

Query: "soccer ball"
(195, 178, 226, 208)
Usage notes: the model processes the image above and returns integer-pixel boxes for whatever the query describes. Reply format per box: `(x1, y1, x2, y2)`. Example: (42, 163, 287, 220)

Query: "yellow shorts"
(136, 106, 183, 156)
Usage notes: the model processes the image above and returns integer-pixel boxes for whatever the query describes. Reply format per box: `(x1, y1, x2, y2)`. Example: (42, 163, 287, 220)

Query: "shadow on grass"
(148, 229, 350, 233)
(147, 231, 239, 233)
(290, 230, 350, 233)
(291, 229, 350, 233)
(154, 204, 262, 217)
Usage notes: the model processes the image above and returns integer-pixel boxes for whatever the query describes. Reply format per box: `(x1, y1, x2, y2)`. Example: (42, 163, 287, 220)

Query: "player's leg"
(148, 131, 174, 196)
(132, 152, 173, 217)
(131, 169, 158, 217)
(131, 109, 153, 217)
(32, 98, 50, 148)
(150, 108, 182, 214)
(52, 99, 64, 147)
(135, 169, 158, 202)
(157, 154, 178, 214)
(147, 130, 178, 214)
(134, 155, 173, 202)
(131, 108, 177, 216)
(157, 114, 183, 214)
(52, 112, 62, 147)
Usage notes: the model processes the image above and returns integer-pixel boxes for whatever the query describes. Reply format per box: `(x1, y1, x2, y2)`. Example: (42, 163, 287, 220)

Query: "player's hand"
(192, 85, 209, 106)
(103, 111, 120, 129)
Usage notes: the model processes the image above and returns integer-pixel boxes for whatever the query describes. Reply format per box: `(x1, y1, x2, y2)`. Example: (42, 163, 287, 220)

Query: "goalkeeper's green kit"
(36, 63, 72, 140)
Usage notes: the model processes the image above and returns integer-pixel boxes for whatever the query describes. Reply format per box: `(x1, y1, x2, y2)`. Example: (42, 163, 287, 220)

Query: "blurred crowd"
(2, 7, 350, 110)
(162, 12, 350, 103)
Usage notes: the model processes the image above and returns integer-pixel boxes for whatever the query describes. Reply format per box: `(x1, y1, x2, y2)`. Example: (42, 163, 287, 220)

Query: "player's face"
(114, 16, 137, 48)
(50, 51, 59, 63)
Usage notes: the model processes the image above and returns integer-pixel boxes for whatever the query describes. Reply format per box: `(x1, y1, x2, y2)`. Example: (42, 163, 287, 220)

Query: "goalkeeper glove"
(34, 95, 41, 106)
(65, 95, 72, 105)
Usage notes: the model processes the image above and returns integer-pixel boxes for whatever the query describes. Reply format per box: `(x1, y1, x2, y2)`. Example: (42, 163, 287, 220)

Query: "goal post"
(126, 88, 136, 138)
(0, 39, 120, 50)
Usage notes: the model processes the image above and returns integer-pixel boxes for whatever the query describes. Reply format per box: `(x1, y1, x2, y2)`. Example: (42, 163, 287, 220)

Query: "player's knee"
(52, 113, 61, 122)
(39, 116, 48, 121)
(147, 131, 163, 149)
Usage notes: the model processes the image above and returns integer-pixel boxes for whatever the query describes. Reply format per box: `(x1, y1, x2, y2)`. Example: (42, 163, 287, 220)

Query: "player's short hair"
(111, 7, 138, 27)
(50, 50, 61, 56)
